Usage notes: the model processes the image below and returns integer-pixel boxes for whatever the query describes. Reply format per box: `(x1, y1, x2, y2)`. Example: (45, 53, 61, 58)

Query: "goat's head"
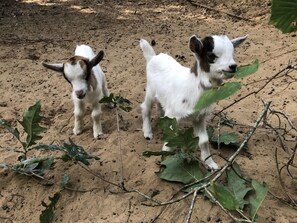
(42, 51, 104, 99)
(189, 34, 248, 85)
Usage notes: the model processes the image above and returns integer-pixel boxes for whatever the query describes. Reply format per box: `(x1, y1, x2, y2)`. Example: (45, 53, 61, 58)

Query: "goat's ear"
(90, 50, 104, 67)
(42, 62, 64, 73)
(231, 35, 248, 47)
(189, 35, 203, 55)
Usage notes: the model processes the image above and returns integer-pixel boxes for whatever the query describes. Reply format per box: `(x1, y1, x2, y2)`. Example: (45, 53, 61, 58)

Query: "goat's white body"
(71, 45, 109, 138)
(146, 53, 205, 118)
(140, 39, 220, 169)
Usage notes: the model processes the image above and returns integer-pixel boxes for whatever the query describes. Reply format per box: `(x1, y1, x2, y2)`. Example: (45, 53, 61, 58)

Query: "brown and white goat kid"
(43, 45, 109, 139)
(140, 35, 247, 170)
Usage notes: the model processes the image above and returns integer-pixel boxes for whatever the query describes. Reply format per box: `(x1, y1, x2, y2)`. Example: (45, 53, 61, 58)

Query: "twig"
(273, 138, 297, 207)
(151, 205, 170, 223)
(216, 65, 292, 116)
(116, 107, 125, 188)
(262, 49, 297, 64)
(268, 190, 297, 210)
(185, 188, 199, 223)
(127, 189, 161, 204)
(126, 198, 132, 223)
(59, 114, 73, 133)
(78, 162, 122, 189)
(269, 109, 297, 132)
(185, 0, 254, 22)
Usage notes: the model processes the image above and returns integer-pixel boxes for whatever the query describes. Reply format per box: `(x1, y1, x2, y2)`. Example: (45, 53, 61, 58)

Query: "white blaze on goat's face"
(64, 58, 89, 99)
(210, 35, 236, 75)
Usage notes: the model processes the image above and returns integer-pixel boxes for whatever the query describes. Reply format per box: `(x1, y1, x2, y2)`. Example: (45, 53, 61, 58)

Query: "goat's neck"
(191, 60, 213, 90)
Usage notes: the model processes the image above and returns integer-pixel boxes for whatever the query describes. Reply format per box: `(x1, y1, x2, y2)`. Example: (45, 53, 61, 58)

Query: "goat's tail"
(139, 39, 156, 63)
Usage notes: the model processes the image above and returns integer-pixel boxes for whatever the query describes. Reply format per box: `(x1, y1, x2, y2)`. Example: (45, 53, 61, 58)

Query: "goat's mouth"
(223, 70, 236, 79)
(76, 93, 86, 99)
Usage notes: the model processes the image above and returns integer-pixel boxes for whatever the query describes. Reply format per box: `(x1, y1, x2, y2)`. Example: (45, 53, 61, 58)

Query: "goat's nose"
(75, 90, 85, 99)
(229, 64, 237, 73)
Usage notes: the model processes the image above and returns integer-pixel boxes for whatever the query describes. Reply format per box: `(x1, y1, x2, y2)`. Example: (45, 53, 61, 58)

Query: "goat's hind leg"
(141, 89, 154, 140)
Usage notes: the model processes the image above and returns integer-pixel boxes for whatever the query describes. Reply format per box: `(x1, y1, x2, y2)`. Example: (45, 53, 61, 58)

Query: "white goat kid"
(43, 45, 109, 139)
(140, 35, 247, 170)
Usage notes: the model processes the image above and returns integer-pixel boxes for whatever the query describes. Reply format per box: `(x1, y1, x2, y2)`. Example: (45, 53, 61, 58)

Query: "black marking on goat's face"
(199, 36, 216, 72)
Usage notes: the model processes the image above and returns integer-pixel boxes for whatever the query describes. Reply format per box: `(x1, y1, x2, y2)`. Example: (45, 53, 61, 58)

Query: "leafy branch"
(143, 100, 271, 223)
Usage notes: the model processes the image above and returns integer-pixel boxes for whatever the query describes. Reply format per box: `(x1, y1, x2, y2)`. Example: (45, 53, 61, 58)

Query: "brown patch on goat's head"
(66, 56, 92, 81)
(88, 72, 97, 91)
(199, 36, 216, 73)
(189, 35, 217, 73)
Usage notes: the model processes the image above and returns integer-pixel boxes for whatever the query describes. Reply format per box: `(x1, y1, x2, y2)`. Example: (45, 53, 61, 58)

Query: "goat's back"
(75, 44, 95, 60)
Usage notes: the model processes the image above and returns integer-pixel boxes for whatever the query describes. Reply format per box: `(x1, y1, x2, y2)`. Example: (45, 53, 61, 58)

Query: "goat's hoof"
(144, 133, 153, 140)
(162, 146, 172, 152)
(204, 161, 219, 171)
(73, 128, 83, 135)
(94, 133, 106, 139)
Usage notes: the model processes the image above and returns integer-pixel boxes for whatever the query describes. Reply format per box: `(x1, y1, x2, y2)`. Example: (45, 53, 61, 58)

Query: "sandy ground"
(0, 0, 297, 222)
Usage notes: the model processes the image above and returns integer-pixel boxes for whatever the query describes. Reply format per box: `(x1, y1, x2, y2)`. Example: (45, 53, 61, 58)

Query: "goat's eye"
(207, 52, 217, 63)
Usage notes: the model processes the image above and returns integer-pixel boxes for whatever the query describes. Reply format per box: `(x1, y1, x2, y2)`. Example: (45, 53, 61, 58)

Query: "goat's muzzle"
(75, 90, 86, 99)
(229, 64, 237, 73)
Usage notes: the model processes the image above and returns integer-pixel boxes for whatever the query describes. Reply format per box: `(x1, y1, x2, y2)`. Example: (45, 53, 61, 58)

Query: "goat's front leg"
(73, 99, 85, 135)
(161, 113, 180, 152)
(91, 102, 103, 139)
(193, 118, 219, 170)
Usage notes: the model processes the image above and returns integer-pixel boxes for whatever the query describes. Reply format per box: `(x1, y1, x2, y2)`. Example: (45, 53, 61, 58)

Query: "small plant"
(0, 101, 99, 177)
(99, 93, 132, 112)
(0, 101, 101, 223)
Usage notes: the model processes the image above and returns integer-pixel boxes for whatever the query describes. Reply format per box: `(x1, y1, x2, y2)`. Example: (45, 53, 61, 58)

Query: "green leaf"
(61, 139, 99, 165)
(249, 180, 268, 221)
(211, 132, 240, 146)
(210, 182, 240, 210)
(269, 0, 297, 33)
(158, 117, 198, 152)
(224, 60, 260, 79)
(220, 116, 235, 128)
(60, 175, 70, 190)
(30, 144, 64, 151)
(227, 163, 252, 209)
(13, 157, 54, 176)
(99, 93, 132, 112)
(18, 101, 47, 148)
(234, 60, 259, 79)
(40, 192, 61, 223)
(143, 150, 175, 157)
(195, 82, 241, 111)
(156, 155, 204, 184)
(99, 93, 115, 104)
(0, 118, 25, 147)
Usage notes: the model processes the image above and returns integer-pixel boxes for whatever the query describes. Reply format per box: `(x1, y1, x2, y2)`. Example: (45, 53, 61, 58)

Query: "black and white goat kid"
(43, 45, 109, 139)
(140, 35, 247, 170)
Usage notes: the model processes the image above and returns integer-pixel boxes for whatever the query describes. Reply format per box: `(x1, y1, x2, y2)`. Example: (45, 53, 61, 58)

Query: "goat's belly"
(157, 98, 195, 119)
